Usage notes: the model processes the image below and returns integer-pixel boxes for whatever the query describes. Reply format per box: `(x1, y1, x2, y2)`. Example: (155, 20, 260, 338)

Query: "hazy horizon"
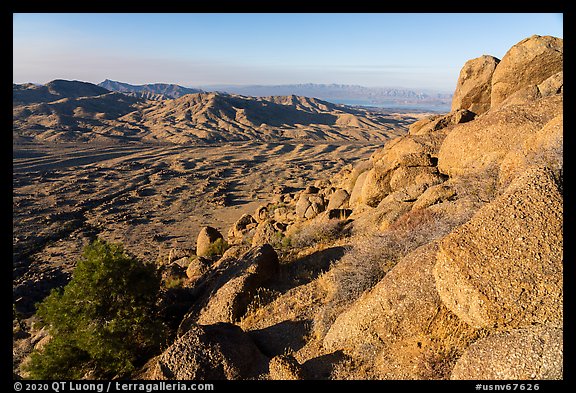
(13, 13, 563, 91)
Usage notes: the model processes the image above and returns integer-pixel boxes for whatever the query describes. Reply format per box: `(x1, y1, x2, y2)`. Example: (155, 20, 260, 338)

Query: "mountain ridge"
(97, 79, 451, 109)
(13, 80, 420, 144)
(196, 82, 452, 108)
(98, 79, 204, 100)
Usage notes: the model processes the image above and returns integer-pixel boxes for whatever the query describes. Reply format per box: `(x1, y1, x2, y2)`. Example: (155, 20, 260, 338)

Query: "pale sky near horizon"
(13, 13, 563, 92)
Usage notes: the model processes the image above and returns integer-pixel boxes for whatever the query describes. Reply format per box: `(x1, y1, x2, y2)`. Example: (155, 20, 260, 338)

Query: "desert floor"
(13, 140, 383, 314)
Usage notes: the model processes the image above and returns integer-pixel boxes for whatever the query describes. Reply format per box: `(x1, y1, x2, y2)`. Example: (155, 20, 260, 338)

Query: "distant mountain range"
(97, 80, 451, 110)
(199, 83, 452, 109)
(98, 79, 203, 100)
(13, 79, 418, 144)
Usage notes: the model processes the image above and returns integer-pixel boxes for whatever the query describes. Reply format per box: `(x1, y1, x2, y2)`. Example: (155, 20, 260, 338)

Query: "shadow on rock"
(248, 319, 311, 357)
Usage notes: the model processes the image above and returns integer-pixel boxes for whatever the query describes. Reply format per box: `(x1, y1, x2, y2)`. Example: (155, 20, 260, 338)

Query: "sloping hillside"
(135, 92, 408, 143)
(13, 84, 416, 144)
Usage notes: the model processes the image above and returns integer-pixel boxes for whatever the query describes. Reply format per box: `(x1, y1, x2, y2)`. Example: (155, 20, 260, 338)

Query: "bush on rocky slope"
(25, 239, 167, 379)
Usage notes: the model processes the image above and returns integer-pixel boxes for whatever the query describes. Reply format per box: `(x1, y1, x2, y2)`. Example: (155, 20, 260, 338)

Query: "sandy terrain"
(13, 140, 387, 315)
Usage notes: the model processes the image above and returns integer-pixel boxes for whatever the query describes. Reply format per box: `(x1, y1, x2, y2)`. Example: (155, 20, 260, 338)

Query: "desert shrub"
(314, 207, 473, 339)
(269, 231, 292, 251)
(290, 219, 351, 249)
(25, 239, 167, 379)
(331, 356, 378, 380)
(204, 238, 229, 257)
(450, 164, 501, 203)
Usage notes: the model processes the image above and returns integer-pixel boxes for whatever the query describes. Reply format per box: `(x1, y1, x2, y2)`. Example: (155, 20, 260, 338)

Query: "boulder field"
(140, 34, 563, 380)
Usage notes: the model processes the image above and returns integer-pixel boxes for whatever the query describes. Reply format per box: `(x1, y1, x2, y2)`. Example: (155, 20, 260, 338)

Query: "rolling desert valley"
(13, 25, 564, 383)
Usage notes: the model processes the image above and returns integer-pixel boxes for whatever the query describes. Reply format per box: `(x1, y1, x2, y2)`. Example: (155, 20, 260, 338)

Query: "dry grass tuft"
(313, 207, 474, 341)
(289, 218, 352, 249)
(449, 164, 501, 204)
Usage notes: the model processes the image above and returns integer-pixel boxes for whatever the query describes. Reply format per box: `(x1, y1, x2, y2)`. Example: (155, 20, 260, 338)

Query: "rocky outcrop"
(360, 168, 393, 207)
(323, 242, 480, 379)
(491, 35, 563, 108)
(407, 109, 475, 136)
(499, 114, 563, 187)
(295, 190, 326, 220)
(498, 70, 564, 108)
(196, 226, 224, 257)
(433, 166, 563, 329)
(268, 354, 304, 380)
(451, 327, 563, 380)
(389, 165, 443, 192)
(324, 242, 443, 353)
(412, 183, 456, 211)
(451, 55, 500, 115)
(149, 323, 268, 380)
(167, 247, 193, 265)
(348, 170, 369, 207)
(196, 244, 279, 325)
(185, 256, 211, 280)
(152, 34, 563, 382)
(227, 214, 258, 245)
(251, 220, 281, 247)
(437, 95, 562, 178)
(327, 188, 350, 210)
(254, 205, 269, 223)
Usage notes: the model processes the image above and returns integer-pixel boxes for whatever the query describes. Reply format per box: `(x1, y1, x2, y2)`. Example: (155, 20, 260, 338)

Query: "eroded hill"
(13, 83, 417, 144)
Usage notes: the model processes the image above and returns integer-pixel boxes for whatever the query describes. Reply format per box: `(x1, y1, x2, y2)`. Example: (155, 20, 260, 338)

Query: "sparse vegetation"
(204, 237, 229, 257)
(313, 207, 473, 340)
(449, 164, 501, 203)
(25, 239, 167, 379)
(289, 218, 351, 249)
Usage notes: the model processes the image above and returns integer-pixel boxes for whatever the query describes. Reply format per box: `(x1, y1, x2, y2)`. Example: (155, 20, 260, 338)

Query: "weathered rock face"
(451, 327, 563, 380)
(196, 226, 224, 257)
(268, 354, 304, 380)
(538, 71, 563, 96)
(227, 214, 258, 244)
(358, 123, 454, 210)
(150, 323, 269, 380)
(408, 110, 476, 136)
(491, 35, 563, 108)
(451, 55, 500, 115)
(389, 165, 443, 192)
(437, 94, 562, 178)
(186, 256, 211, 280)
(412, 183, 456, 211)
(499, 114, 563, 188)
(433, 166, 563, 329)
(498, 71, 563, 108)
(360, 168, 393, 207)
(327, 188, 350, 210)
(324, 242, 443, 353)
(251, 220, 281, 247)
(196, 244, 279, 325)
(254, 205, 269, 223)
(323, 241, 479, 379)
(348, 170, 369, 207)
(167, 247, 193, 265)
(372, 136, 436, 171)
(295, 190, 326, 220)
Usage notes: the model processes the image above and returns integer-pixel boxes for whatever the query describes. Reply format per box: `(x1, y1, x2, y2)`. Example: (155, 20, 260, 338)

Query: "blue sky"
(13, 13, 563, 92)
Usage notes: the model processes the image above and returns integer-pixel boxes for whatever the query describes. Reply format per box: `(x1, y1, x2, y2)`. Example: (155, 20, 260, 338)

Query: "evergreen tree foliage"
(26, 239, 166, 379)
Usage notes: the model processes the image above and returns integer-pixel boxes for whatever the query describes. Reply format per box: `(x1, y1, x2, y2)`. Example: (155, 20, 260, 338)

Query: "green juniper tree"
(26, 239, 166, 379)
